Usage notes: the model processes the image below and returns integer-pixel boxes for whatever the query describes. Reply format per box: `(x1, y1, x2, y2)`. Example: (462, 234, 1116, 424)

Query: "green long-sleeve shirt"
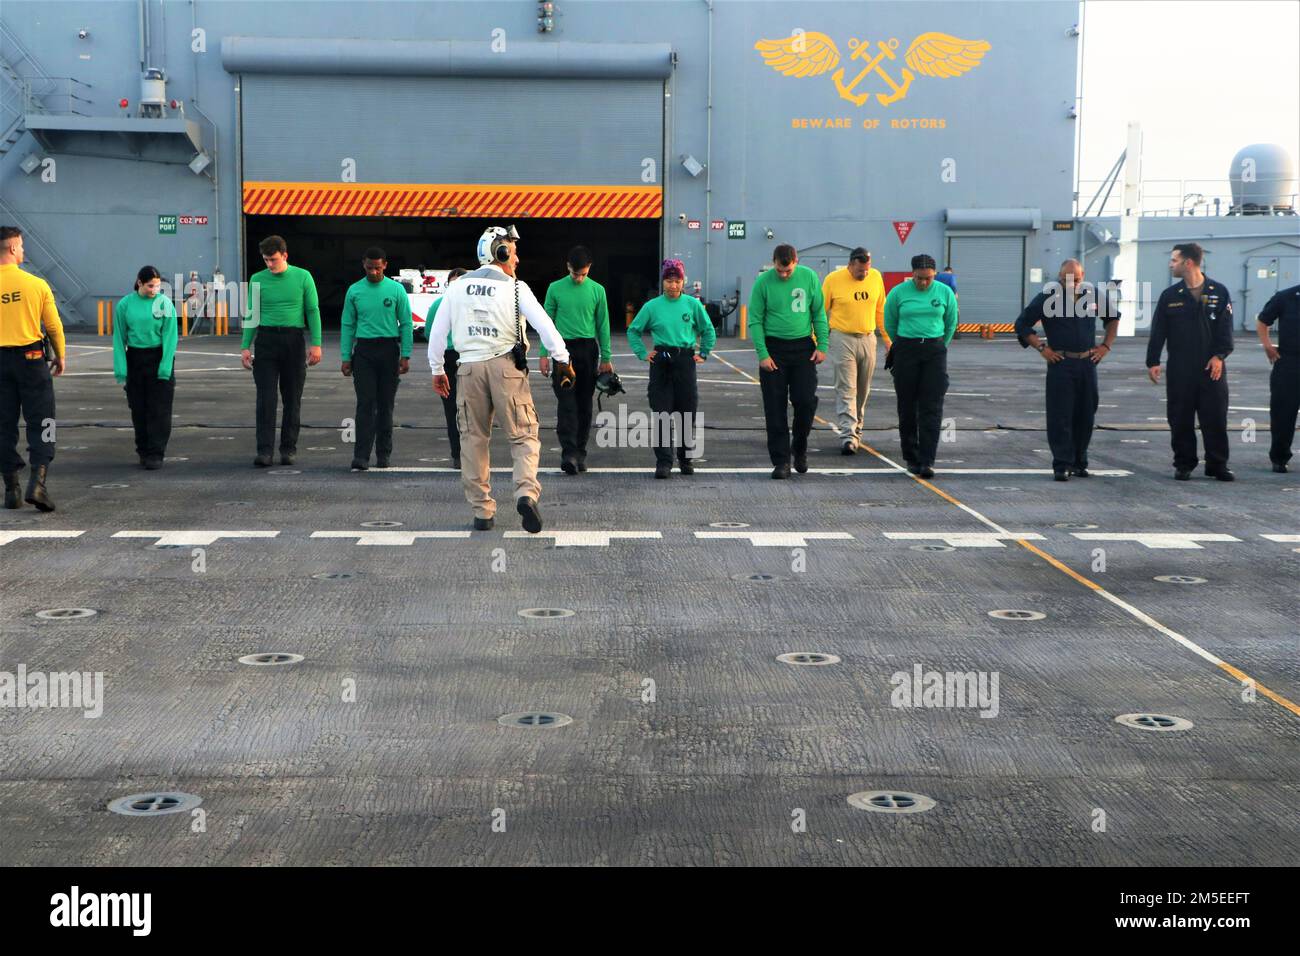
(242, 265, 322, 349)
(540, 276, 612, 362)
(627, 293, 716, 359)
(883, 279, 958, 344)
(112, 290, 179, 383)
(340, 275, 413, 361)
(747, 264, 829, 361)
(427, 296, 454, 351)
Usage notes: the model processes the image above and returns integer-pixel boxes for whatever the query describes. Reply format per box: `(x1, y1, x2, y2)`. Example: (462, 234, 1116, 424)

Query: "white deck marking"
(502, 530, 662, 547)
(615, 372, 1000, 397)
(1070, 532, 1242, 550)
(694, 531, 854, 547)
(112, 530, 280, 546)
(310, 531, 471, 545)
(371, 466, 1133, 476)
(1261, 534, 1300, 543)
(883, 531, 1047, 548)
(705, 331, 1300, 718)
(0, 530, 86, 547)
(62, 366, 245, 377)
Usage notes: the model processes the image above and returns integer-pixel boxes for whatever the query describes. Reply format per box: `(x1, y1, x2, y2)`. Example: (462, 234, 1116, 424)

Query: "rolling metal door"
(946, 236, 1025, 325)
(241, 74, 662, 189)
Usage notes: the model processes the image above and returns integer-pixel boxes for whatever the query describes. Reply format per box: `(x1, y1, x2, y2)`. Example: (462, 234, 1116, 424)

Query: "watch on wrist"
(1036, 343, 1046, 352)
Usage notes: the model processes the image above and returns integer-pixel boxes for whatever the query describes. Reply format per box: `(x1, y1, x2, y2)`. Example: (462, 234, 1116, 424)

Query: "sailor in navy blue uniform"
(1014, 259, 1119, 481)
(1145, 243, 1235, 481)
(1257, 282, 1300, 473)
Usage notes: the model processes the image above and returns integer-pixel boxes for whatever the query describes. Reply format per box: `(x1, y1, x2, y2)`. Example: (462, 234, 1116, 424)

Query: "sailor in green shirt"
(425, 268, 469, 470)
(341, 246, 412, 471)
(241, 235, 322, 467)
(538, 246, 613, 474)
(113, 265, 179, 469)
(747, 245, 828, 478)
(627, 258, 716, 478)
(883, 253, 958, 477)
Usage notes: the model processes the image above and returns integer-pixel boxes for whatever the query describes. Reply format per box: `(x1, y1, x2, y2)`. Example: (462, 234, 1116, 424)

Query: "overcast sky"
(1078, 0, 1299, 203)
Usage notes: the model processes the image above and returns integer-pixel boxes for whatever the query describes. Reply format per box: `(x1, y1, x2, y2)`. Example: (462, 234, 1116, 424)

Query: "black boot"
(24, 464, 54, 512)
(3, 470, 20, 509)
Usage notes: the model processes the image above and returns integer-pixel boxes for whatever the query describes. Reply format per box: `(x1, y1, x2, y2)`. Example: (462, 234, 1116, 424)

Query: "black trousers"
(0, 344, 55, 472)
(1044, 357, 1098, 471)
(351, 337, 400, 462)
(1270, 353, 1299, 466)
(647, 348, 699, 466)
(759, 335, 819, 465)
(551, 337, 599, 464)
(253, 327, 307, 457)
(440, 348, 461, 459)
(890, 337, 949, 467)
(124, 345, 174, 460)
(1166, 363, 1229, 470)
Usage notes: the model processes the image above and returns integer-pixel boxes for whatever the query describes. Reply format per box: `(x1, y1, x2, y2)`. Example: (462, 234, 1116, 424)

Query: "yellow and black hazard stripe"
(242, 182, 663, 219)
(956, 323, 1015, 333)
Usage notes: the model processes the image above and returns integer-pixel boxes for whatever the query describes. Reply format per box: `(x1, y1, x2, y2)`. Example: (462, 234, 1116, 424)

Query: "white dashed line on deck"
(370, 466, 1133, 476)
(1069, 532, 1242, 550)
(883, 532, 1047, 548)
(501, 531, 662, 546)
(310, 531, 471, 545)
(0, 530, 86, 547)
(693, 531, 854, 547)
(112, 530, 280, 546)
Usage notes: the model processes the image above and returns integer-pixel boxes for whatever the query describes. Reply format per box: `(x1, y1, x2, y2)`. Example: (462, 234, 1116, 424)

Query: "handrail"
(0, 196, 89, 306)
(1075, 176, 1298, 218)
(21, 76, 93, 115)
(0, 20, 46, 76)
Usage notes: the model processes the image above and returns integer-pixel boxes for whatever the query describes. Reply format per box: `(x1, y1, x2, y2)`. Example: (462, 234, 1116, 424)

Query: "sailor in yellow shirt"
(821, 247, 890, 454)
(0, 226, 65, 512)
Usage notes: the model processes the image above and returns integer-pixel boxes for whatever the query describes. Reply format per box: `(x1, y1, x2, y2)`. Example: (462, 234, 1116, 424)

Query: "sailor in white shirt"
(430, 226, 574, 532)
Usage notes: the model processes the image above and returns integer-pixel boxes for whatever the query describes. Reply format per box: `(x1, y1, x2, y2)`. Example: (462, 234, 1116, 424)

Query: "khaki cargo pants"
(456, 352, 542, 519)
(830, 328, 879, 445)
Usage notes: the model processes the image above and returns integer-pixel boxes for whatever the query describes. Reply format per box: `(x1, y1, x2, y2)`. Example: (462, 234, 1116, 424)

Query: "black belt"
(0, 341, 42, 351)
(656, 345, 694, 355)
(255, 325, 305, 333)
(894, 335, 944, 344)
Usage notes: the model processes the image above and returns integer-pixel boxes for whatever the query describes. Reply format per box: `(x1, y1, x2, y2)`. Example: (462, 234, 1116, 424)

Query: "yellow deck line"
(707, 351, 1300, 718)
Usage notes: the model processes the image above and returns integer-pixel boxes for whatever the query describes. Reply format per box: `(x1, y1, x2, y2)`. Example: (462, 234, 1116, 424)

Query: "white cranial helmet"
(476, 224, 521, 266)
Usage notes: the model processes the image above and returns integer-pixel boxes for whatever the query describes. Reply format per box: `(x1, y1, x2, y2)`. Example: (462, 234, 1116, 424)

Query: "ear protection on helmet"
(477, 225, 521, 266)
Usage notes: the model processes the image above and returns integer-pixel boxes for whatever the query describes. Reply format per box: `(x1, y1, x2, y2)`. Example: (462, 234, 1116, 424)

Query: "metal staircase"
(0, 19, 50, 159)
(0, 197, 87, 326)
(0, 21, 89, 324)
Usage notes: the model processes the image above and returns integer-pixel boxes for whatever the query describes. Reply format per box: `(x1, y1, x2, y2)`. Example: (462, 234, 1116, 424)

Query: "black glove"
(884, 346, 895, 372)
(553, 360, 577, 389)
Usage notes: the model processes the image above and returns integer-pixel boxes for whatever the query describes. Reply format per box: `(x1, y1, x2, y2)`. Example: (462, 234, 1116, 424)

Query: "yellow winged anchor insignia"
(753, 31, 990, 106)
(904, 32, 991, 78)
(752, 31, 841, 77)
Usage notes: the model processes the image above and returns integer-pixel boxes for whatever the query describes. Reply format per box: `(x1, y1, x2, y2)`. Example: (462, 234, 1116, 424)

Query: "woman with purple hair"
(626, 259, 717, 478)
